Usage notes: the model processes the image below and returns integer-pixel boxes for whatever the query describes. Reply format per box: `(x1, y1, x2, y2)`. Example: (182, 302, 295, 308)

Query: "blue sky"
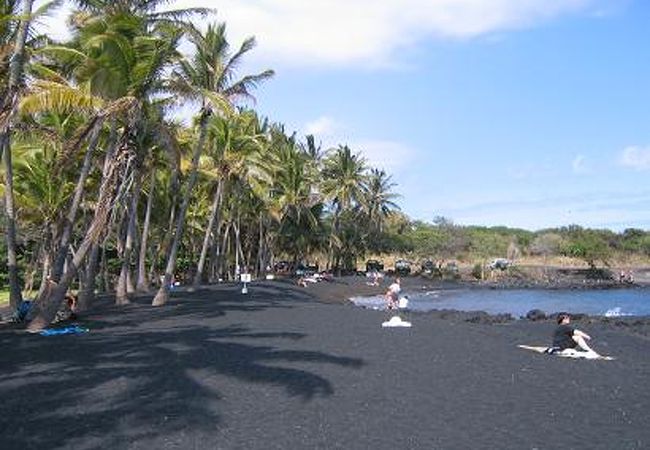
(42, 1, 650, 231)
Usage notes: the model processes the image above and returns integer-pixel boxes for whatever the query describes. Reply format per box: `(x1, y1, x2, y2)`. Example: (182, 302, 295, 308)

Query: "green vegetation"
(0, 2, 647, 327)
(0, 290, 8, 307)
(0, 1, 403, 325)
(389, 221, 650, 268)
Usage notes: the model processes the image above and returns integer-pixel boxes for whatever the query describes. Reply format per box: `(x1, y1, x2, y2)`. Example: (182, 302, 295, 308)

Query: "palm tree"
(1, 0, 37, 309)
(269, 129, 324, 264)
(192, 110, 270, 286)
(321, 145, 367, 271)
(23, 2, 185, 322)
(152, 22, 273, 305)
(363, 168, 400, 234)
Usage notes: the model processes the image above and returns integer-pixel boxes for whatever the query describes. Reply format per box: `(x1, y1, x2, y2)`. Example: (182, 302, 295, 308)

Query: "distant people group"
(619, 270, 634, 284)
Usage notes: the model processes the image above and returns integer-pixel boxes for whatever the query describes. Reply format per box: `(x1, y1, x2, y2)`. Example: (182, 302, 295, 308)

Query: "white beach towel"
(517, 345, 615, 360)
(382, 315, 412, 328)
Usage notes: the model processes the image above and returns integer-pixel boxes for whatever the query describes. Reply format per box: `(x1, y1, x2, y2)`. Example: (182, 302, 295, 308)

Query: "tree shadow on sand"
(0, 283, 365, 449)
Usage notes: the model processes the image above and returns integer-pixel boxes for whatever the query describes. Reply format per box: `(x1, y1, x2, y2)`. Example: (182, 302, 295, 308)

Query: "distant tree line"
(387, 217, 650, 269)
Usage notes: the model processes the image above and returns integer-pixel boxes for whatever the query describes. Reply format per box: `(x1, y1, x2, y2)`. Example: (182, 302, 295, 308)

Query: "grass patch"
(0, 290, 9, 307)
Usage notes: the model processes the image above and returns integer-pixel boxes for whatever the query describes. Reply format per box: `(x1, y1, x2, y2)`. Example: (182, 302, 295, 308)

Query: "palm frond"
(201, 89, 234, 117)
(148, 7, 215, 23)
(19, 80, 104, 115)
(218, 36, 256, 88)
(222, 70, 275, 103)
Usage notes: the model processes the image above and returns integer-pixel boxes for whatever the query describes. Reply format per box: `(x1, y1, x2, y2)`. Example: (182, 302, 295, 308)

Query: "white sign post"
(241, 273, 251, 294)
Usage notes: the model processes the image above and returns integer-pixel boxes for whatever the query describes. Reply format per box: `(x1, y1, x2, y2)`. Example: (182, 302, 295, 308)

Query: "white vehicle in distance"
(488, 258, 511, 270)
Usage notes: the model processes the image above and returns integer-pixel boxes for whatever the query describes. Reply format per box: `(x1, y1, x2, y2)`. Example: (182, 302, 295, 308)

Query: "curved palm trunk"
(136, 168, 155, 292)
(28, 138, 133, 331)
(152, 113, 209, 306)
(193, 178, 224, 286)
(50, 123, 102, 282)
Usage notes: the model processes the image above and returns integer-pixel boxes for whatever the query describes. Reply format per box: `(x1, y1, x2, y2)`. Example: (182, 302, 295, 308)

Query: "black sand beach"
(1, 278, 649, 449)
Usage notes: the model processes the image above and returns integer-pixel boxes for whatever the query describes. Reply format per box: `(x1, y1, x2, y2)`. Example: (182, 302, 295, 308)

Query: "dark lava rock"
(525, 309, 547, 321)
(464, 311, 514, 324)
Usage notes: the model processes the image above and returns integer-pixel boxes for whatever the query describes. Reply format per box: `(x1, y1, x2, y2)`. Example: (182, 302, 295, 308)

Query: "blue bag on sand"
(39, 325, 89, 336)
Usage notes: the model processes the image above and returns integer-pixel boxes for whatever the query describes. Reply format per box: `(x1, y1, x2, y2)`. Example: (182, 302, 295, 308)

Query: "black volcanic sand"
(1, 278, 649, 449)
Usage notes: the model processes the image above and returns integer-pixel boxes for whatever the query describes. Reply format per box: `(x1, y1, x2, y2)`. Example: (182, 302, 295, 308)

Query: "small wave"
(423, 291, 440, 297)
(604, 307, 631, 317)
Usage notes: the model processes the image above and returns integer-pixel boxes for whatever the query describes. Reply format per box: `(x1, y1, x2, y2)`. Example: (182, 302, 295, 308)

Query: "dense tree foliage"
(0, 1, 404, 328)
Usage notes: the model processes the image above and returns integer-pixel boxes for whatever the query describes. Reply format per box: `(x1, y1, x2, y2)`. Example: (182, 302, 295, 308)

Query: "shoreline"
(287, 276, 650, 337)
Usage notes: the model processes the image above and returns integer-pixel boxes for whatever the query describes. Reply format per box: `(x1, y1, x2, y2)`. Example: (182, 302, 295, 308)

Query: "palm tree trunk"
(1, 0, 36, 309)
(77, 242, 100, 312)
(152, 112, 209, 306)
(216, 222, 230, 281)
(28, 137, 133, 331)
(2, 134, 22, 309)
(193, 178, 224, 286)
(136, 168, 155, 292)
(116, 173, 141, 304)
(159, 158, 181, 266)
(50, 122, 102, 282)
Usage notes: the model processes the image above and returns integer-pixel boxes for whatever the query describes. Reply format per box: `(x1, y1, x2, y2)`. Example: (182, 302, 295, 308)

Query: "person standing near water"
(385, 277, 401, 310)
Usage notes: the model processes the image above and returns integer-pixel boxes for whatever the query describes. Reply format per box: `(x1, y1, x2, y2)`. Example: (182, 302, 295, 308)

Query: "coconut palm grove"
(0, 1, 406, 329)
(2, 1, 650, 332)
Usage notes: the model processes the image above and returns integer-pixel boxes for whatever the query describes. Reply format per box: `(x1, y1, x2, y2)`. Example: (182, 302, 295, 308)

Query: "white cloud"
(619, 145, 650, 171)
(171, 0, 596, 67)
(354, 139, 418, 173)
(40, 1, 600, 67)
(572, 154, 590, 174)
(304, 116, 339, 136)
(301, 116, 418, 172)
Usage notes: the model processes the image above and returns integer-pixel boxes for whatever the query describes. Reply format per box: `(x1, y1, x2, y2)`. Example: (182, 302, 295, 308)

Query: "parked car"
(295, 263, 319, 276)
(273, 261, 293, 274)
(488, 258, 511, 271)
(365, 259, 384, 273)
(421, 259, 436, 274)
(394, 259, 411, 276)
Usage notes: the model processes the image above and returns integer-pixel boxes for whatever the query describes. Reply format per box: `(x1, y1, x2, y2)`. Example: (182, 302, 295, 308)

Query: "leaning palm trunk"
(27, 138, 135, 331)
(136, 169, 155, 292)
(152, 113, 209, 306)
(50, 122, 103, 282)
(193, 178, 224, 286)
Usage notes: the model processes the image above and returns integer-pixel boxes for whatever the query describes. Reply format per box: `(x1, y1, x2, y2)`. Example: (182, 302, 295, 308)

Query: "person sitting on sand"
(54, 293, 78, 323)
(385, 277, 401, 310)
(548, 313, 600, 357)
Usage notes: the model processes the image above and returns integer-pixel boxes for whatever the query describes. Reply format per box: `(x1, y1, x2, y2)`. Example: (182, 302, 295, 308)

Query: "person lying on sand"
(547, 313, 601, 357)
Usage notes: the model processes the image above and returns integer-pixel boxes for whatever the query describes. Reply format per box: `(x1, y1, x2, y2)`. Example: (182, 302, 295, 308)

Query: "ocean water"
(350, 288, 650, 318)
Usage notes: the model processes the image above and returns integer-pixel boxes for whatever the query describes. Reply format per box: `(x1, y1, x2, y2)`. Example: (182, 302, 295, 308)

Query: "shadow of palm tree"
(0, 282, 365, 449)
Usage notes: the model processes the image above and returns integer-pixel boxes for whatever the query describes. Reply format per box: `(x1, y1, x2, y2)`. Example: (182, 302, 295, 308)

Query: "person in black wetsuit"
(550, 313, 600, 356)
